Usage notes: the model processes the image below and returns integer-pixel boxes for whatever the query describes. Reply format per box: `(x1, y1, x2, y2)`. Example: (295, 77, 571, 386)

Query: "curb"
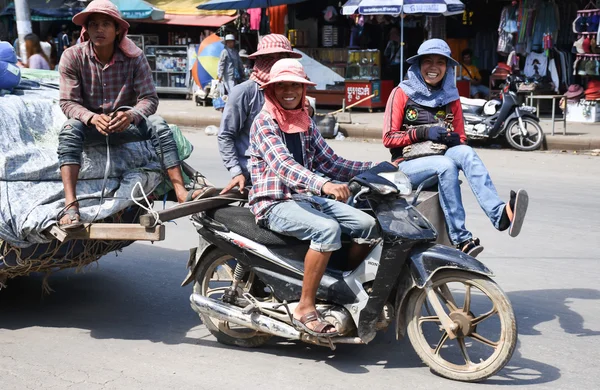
(162, 115, 600, 152)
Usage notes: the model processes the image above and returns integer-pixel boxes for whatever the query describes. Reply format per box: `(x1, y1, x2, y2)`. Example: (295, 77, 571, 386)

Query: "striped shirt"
(249, 110, 374, 222)
(59, 41, 158, 126)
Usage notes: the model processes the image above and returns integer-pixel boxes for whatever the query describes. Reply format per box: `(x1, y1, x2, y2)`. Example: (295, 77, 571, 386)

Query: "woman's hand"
(427, 126, 447, 142)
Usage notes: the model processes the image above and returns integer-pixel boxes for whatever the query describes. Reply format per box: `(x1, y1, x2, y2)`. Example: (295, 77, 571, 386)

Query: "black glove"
(426, 126, 447, 143)
(442, 132, 461, 147)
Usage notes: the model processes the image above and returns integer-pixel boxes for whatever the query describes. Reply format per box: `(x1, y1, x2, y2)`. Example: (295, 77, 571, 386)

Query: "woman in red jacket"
(383, 39, 528, 257)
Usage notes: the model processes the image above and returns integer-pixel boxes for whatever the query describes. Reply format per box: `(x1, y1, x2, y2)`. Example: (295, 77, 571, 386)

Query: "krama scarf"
(264, 85, 311, 134)
(399, 63, 459, 108)
(250, 56, 279, 86)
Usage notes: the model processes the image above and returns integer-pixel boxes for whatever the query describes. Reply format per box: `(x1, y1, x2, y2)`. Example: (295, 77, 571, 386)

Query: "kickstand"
(326, 337, 336, 351)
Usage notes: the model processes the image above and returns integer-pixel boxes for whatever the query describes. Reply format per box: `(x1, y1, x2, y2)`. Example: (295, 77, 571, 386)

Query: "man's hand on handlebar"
(322, 182, 350, 203)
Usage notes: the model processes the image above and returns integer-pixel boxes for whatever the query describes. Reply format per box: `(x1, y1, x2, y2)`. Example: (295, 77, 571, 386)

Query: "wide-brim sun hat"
(72, 0, 130, 31)
(564, 84, 584, 98)
(407, 38, 459, 68)
(248, 34, 302, 59)
(260, 58, 316, 89)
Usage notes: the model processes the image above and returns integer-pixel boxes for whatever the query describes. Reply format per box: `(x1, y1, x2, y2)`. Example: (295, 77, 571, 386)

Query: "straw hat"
(249, 34, 302, 59)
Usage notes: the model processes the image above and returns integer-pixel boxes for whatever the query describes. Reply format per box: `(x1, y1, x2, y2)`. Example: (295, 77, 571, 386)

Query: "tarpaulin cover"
(1, 0, 85, 18)
(0, 69, 164, 248)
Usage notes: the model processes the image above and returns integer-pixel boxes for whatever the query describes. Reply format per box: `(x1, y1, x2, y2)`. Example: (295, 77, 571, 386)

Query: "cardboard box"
(566, 101, 600, 123)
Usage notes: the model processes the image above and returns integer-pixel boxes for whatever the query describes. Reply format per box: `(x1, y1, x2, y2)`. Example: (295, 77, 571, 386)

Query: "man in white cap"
(217, 34, 245, 95)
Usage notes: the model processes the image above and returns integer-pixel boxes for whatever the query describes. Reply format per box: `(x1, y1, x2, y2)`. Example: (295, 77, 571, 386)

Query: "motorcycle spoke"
(470, 332, 499, 348)
(458, 337, 472, 365)
(436, 285, 459, 311)
(472, 307, 498, 325)
(418, 315, 440, 325)
(462, 284, 471, 313)
(434, 331, 449, 355)
(206, 286, 231, 298)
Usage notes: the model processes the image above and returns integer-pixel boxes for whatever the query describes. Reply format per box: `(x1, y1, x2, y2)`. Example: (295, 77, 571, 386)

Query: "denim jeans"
(398, 145, 505, 245)
(267, 197, 379, 253)
(57, 115, 180, 169)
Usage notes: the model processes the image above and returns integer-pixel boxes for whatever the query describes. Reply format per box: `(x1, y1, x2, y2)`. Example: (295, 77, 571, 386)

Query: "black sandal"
(499, 189, 529, 237)
(457, 238, 484, 258)
(57, 208, 83, 230)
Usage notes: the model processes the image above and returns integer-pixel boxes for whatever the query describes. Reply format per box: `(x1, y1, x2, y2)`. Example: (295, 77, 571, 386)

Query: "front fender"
(409, 244, 493, 288)
(181, 235, 215, 287)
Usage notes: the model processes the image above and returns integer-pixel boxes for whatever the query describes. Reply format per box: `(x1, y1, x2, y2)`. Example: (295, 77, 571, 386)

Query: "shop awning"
(197, 0, 307, 11)
(1, 0, 84, 19)
(145, 0, 236, 16)
(341, 0, 464, 16)
(112, 0, 166, 20)
(140, 13, 236, 26)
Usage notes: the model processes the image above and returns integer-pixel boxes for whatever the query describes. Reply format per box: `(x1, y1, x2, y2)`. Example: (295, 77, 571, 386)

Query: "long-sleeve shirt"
(217, 47, 244, 82)
(249, 110, 374, 222)
(59, 41, 158, 126)
(382, 87, 467, 162)
(218, 80, 264, 179)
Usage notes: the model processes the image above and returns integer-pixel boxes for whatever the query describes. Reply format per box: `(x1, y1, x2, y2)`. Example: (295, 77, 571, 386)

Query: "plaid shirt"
(59, 41, 158, 126)
(249, 110, 374, 222)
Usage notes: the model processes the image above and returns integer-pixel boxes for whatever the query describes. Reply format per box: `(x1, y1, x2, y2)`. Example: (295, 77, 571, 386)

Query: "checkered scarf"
(264, 86, 310, 134)
(249, 57, 278, 86)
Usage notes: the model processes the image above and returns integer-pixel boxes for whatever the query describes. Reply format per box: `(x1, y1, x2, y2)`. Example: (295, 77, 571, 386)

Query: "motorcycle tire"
(505, 117, 544, 151)
(405, 270, 517, 382)
(193, 248, 272, 348)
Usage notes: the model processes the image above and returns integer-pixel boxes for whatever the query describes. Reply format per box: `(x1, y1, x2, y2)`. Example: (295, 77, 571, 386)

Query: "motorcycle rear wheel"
(505, 117, 544, 151)
(193, 248, 272, 348)
(405, 270, 517, 382)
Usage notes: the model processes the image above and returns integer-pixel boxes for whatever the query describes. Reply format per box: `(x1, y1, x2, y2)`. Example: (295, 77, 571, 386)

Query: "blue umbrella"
(341, 0, 465, 78)
(197, 0, 308, 11)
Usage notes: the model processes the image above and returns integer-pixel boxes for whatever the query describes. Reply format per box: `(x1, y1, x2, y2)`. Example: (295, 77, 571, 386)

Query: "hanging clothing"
(248, 8, 261, 31)
(532, 0, 559, 52)
(259, 8, 270, 35)
(523, 52, 548, 78)
(268, 5, 287, 35)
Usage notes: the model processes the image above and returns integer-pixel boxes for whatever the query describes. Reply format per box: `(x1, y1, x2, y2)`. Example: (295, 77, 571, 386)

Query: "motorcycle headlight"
(377, 171, 412, 196)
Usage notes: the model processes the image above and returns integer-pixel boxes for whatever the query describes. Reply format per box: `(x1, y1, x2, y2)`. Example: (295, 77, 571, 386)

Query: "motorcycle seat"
(459, 97, 487, 107)
(206, 206, 305, 246)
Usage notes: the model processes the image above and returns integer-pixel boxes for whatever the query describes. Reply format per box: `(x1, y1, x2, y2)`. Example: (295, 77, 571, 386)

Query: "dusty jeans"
(57, 115, 180, 169)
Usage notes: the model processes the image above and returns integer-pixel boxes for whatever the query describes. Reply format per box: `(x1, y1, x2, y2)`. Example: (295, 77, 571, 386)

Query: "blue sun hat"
(0, 41, 21, 92)
(406, 39, 459, 68)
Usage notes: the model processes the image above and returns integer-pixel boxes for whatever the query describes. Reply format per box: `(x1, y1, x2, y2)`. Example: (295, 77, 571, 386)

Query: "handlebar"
(348, 181, 362, 196)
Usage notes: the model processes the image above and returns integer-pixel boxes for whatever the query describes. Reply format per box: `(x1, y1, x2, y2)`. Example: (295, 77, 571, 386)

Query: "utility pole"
(14, 0, 32, 64)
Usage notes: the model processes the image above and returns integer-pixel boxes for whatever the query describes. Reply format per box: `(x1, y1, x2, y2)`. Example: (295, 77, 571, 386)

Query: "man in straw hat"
(249, 58, 381, 337)
(218, 34, 314, 195)
(218, 34, 245, 95)
(57, 0, 212, 229)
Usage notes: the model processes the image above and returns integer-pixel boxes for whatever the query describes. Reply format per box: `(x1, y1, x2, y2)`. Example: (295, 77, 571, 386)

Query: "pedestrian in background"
(217, 34, 245, 95)
(23, 33, 51, 70)
(57, 24, 70, 60)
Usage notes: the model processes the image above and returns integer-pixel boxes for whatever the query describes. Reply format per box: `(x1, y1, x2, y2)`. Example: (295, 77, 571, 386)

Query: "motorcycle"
(183, 163, 517, 382)
(461, 75, 544, 151)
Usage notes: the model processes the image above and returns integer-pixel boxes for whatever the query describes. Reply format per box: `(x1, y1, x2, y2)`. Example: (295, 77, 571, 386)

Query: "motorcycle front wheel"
(505, 117, 544, 151)
(193, 248, 272, 348)
(405, 270, 517, 382)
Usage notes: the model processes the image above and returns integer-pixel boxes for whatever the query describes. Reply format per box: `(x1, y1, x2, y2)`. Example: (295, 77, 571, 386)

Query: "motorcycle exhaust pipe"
(190, 293, 302, 340)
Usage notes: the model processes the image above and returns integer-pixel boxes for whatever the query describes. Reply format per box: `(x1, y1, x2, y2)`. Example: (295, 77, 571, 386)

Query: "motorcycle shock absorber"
(223, 262, 247, 304)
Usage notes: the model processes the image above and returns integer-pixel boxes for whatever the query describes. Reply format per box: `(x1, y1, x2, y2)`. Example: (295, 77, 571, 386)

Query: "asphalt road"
(1, 131, 599, 390)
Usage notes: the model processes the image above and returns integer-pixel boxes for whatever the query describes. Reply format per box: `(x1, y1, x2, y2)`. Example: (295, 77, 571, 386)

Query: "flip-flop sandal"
(457, 238, 484, 258)
(58, 208, 84, 231)
(508, 189, 529, 238)
(292, 311, 339, 338)
(185, 186, 219, 202)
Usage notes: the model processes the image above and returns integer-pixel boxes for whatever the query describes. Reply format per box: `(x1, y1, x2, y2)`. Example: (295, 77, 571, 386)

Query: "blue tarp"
(1, 0, 84, 19)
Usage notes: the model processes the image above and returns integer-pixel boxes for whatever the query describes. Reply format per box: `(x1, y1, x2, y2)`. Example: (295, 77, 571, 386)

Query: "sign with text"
(345, 82, 372, 105)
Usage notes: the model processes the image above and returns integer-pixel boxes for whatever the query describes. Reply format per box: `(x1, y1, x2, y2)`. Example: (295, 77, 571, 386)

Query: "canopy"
(197, 0, 307, 11)
(341, 0, 464, 16)
(147, 0, 235, 15)
(341, 0, 465, 79)
(141, 14, 236, 26)
(112, 0, 165, 20)
(1, 0, 84, 19)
